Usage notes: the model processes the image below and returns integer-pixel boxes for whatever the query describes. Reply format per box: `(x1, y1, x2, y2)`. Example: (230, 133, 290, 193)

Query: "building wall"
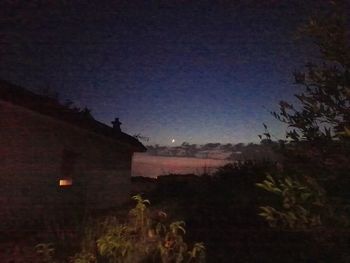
(0, 100, 133, 229)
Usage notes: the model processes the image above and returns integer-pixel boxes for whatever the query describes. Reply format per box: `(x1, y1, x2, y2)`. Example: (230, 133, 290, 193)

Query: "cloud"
(145, 142, 279, 161)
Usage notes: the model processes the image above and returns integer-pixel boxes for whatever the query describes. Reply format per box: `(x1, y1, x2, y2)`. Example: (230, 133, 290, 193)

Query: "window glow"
(59, 178, 73, 186)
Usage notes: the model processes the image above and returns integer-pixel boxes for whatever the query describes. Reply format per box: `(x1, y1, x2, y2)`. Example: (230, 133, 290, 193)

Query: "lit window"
(59, 178, 73, 187)
(60, 149, 78, 188)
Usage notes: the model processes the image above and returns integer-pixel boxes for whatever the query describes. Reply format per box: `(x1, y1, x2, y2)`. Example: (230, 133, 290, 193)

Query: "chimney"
(111, 118, 122, 132)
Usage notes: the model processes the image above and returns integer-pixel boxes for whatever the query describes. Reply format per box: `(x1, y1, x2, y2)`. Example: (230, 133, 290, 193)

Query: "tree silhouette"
(271, 0, 349, 202)
(275, 2, 349, 143)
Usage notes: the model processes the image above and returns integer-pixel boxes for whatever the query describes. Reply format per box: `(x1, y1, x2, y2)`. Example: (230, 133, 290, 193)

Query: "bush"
(69, 195, 205, 263)
(256, 174, 327, 229)
(258, 0, 350, 230)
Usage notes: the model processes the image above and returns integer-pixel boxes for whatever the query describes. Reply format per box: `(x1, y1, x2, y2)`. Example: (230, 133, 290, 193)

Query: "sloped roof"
(0, 79, 146, 152)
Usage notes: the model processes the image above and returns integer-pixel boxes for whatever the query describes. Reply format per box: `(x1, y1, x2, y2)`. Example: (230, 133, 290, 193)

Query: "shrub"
(69, 194, 205, 263)
(35, 243, 59, 263)
(258, 0, 350, 230)
(256, 174, 327, 229)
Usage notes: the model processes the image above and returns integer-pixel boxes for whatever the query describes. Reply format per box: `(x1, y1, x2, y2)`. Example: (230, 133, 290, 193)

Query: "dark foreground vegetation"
(140, 161, 350, 262)
(1, 160, 349, 262)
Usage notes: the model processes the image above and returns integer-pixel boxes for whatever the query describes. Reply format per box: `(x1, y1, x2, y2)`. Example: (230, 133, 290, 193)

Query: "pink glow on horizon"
(132, 153, 230, 178)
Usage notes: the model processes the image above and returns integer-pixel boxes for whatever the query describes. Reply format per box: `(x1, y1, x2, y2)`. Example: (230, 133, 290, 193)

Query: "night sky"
(0, 0, 323, 145)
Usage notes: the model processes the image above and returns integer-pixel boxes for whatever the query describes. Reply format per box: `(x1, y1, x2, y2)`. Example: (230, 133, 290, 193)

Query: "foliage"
(96, 223, 133, 262)
(143, 168, 350, 262)
(272, 1, 350, 180)
(35, 243, 58, 263)
(69, 252, 96, 263)
(69, 194, 205, 263)
(133, 133, 150, 142)
(129, 194, 151, 235)
(258, 0, 350, 229)
(29, 167, 348, 262)
(274, 1, 349, 143)
(256, 174, 327, 229)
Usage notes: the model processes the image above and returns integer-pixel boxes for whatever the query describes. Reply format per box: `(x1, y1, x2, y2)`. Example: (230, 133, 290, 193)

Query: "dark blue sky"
(0, 0, 323, 145)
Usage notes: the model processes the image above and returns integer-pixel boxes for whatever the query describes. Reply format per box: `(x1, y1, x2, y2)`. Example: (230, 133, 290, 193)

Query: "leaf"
(143, 199, 151, 205)
(266, 174, 276, 184)
(284, 177, 293, 187)
(301, 193, 312, 201)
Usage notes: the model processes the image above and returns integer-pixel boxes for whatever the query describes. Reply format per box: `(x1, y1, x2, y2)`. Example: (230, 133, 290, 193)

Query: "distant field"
(132, 153, 230, 178)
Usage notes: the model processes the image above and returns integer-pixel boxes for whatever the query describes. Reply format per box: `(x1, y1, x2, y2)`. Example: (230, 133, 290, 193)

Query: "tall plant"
(256, 174, 327, 229)
(70, 195, 205, 263)
(274, 1, 350, 174)
(258, 0, 350, 228)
